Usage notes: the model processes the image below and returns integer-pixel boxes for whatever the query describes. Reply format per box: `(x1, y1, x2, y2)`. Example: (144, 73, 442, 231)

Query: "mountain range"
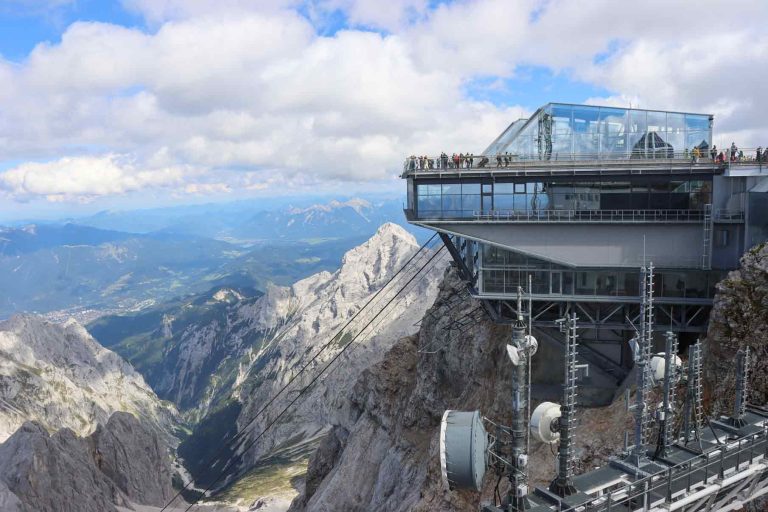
(88, 223, 445, 506)
(0, 197, 421, 320)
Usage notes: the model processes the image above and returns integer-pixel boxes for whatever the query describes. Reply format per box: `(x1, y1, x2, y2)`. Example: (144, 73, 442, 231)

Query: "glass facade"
(479, 245, 725, 299)
(486, 103, 713, 160)
(415, 177, 712, 219)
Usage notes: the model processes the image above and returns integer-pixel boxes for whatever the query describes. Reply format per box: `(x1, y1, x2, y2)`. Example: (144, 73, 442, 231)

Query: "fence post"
(666, 467, 673, 503)
(719, 449, 725, 479)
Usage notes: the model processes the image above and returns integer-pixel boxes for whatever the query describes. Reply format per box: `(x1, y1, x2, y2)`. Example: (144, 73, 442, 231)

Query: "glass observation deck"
(485, 103, 713, 160)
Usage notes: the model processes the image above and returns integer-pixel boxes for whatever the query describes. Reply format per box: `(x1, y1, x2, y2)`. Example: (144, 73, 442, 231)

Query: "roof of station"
(483, 103, 714, 159)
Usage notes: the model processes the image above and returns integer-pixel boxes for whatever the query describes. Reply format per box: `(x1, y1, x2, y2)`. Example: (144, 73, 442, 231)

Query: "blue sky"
(0, 0, 765, 222)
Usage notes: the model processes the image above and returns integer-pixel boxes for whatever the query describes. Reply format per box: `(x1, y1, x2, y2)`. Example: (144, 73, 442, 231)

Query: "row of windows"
(417, 180, 710, 196)
(480, 268, 725, 299)
(414, 180, 712, 218)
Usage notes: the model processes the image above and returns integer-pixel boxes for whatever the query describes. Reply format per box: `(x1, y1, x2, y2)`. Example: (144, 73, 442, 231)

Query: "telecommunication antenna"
(549, 310, 580, 497)
(440, 287, 538, 512)
(625, 263, 655, 467)
(730, 347, 751, 428)
(505, 288, 533, 510)
(654, 331, 680, 458)
(682, 341, 704, 449)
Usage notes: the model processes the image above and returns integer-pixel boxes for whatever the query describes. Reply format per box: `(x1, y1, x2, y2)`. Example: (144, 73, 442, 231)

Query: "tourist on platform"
(468, 153, 474, 168)
(504, 152, 510, 167)
(452, 153, 459, 168)
(496, 153, 502, 167)
(441, 152, 448, 169)
(711, 145, 717, 161)
(692, 146, 701, 163)
(757, 147, 763, 163)
(730, 142, 738, 162)
(717, 151, 725, 163)
(479, 156, 489, 168)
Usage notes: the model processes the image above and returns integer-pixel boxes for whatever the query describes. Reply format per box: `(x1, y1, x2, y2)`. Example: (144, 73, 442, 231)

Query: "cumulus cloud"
(1, 0, 767, 204)
(0, 155, 187, 202)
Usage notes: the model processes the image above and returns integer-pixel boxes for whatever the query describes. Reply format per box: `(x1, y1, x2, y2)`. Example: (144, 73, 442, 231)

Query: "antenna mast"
(730, 347, 751, 428)
(654, 331, 679, 459)
(550, 310, 579, 497)
(682, 341, 704, 449)
(506, 287, 532, 511)
(628, 263, 655, 466)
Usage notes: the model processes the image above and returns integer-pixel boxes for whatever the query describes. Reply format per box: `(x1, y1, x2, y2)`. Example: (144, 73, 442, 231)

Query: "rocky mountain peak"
(0, 313, 177, 443)
(337, 223, 418, 289)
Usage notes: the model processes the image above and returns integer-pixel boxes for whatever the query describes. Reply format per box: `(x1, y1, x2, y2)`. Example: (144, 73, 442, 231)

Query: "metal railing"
(578, 425, 768, 512)
(402, 148, 767, 175)
(469, 209, 712, 223)
(714, 209, 746, 222)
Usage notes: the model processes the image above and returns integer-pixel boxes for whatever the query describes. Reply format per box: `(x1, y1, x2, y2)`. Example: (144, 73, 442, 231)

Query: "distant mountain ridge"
(71, 196, 412, 243)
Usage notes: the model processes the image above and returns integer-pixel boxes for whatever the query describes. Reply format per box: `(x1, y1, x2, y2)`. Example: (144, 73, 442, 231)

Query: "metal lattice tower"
(682, 341, 704, 447)
(655, 331, 679, 458)
(506, 289, 531, 511)
(628, 263, 655, 464)
(550, 310, 579, 497)
(731, 347, 751, 428)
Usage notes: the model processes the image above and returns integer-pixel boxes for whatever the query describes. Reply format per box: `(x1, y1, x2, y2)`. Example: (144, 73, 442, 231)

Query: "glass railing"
(470, 209, 712, 223)
(402, 148, 767, 174)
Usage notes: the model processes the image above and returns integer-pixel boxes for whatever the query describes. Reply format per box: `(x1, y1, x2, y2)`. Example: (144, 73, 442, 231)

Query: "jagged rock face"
(0, 315, 177, 443)
(0, 412, 174, 512)
(223, 223, 444, 479)
(289, 269, 629, 512)
(705, 242, 768, 413)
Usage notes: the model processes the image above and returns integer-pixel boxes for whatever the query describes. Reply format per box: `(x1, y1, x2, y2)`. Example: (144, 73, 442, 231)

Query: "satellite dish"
(506, 336, 538, 366)
(650, 352, 683, 385)
(506, 344, 521, 366)
(525, 335, 538, 357)
(530, 402, 561, 444)
(439, 410, 488, 491)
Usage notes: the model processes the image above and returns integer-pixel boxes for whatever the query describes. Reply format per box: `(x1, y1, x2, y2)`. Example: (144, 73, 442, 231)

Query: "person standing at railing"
(731, 142, 738, 162)
(711, 145, 717, 161)
(496, 153, 502, 168)
(468, 153, 474, 168)
(692, 146, 701, 163)
(757, 147, 763, 163)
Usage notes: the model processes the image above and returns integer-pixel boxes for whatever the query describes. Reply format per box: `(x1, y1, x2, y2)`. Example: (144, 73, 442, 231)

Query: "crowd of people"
(406, 152, 515, 171)
(406, 142, 767, 172)
(694, 142, 768, 164)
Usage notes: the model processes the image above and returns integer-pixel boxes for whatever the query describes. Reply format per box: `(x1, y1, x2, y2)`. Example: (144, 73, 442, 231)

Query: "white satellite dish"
(649, 352, 683, 386)
(506, 335, 538, 366)
(525, 335, 538, 357)
(530, 402, 561, 444)
(506, 344, 521, 366)
(439, 410, 488, 491)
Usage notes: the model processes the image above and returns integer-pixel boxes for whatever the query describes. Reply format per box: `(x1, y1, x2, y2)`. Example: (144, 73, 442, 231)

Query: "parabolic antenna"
(439, 410, 488, 491)
(506, 335, 538, 366)
(530, 402, 561, 444)
(650, 352, 683, 385)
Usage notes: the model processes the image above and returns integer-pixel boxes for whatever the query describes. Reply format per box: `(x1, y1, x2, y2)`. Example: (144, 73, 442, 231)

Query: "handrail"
(578, 425, 768, 512)
(401, 148, 767, 175)
(469, 209, 716, 223)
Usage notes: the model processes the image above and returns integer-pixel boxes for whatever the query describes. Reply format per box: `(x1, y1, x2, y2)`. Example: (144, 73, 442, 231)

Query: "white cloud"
(1, 0, 768, 204)
(0, 155, 187, 202)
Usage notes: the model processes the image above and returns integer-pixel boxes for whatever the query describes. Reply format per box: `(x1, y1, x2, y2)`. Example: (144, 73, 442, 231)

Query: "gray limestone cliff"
(705, 242, 768, 413)
(288, 269, 630, 512)
(0, 411, 174, 512)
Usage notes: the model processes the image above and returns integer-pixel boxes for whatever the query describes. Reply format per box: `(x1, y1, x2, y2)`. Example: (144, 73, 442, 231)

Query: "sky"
(0, 0, 767, 221)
